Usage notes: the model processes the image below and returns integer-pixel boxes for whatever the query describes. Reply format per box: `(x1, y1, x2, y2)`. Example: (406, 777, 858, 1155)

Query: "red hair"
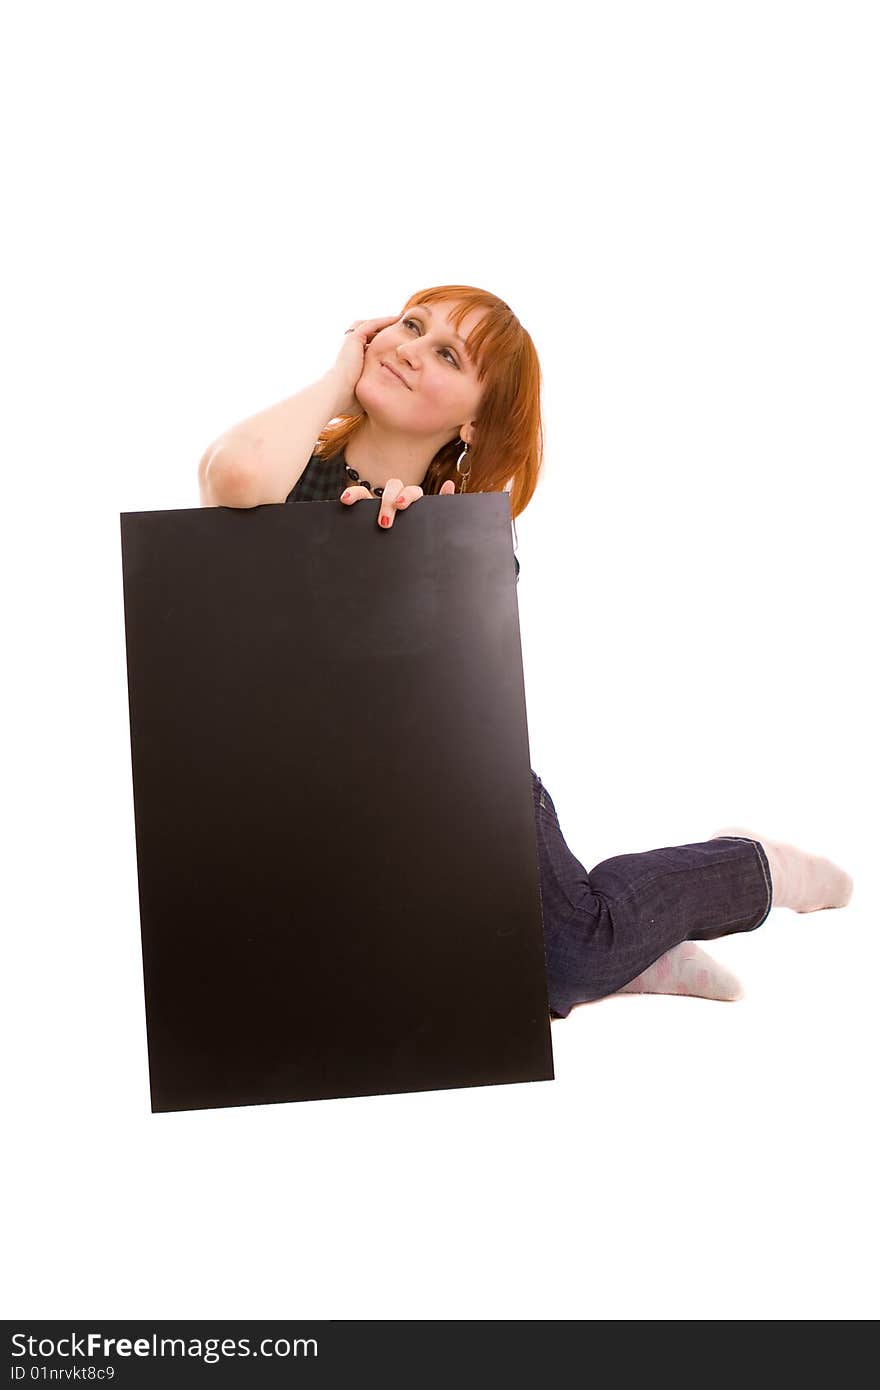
(314, 284, 544, 520)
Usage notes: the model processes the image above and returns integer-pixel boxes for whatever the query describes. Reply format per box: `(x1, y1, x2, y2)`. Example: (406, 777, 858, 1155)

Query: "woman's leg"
(612, 827, 853, 999)
(532, 772, 853, 1017)
(532, 772, 773, 1017)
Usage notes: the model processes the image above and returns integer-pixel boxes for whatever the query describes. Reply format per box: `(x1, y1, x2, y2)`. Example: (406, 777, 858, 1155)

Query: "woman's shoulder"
(285, 450, 347, 504)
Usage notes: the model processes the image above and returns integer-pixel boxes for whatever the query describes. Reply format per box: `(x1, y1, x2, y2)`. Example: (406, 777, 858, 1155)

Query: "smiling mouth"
(382, 363, 410, 388)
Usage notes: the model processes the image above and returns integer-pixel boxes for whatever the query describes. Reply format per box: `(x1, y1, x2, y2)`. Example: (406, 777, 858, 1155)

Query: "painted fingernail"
(396, 496, 406, 505)
(380, 515, 391, 527)
(341, 491, 350, 501)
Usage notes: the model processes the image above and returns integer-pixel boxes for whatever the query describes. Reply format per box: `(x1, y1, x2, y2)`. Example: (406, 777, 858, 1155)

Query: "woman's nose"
(396, 341, 419, 369)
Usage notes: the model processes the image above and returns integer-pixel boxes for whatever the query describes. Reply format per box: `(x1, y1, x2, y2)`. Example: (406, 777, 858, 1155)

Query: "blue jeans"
(531, 770, 773, 1018)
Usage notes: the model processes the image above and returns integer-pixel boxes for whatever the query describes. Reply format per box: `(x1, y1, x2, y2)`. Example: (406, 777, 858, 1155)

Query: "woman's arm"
(198, 371, 347, 509)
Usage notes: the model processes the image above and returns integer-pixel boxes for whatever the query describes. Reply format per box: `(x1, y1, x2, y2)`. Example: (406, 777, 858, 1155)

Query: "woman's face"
(355, 299, 486, 445)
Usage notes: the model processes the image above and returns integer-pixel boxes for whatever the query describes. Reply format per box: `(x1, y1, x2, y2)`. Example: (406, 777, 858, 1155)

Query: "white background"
(3, 0, 878, 1320)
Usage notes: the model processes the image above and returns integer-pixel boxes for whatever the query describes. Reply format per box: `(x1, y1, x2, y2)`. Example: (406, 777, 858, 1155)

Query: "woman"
(199, 283, 853, 1016)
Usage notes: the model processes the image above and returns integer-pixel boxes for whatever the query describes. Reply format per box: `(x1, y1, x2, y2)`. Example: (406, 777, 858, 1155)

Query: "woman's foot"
(616, 943, 744, 1001)
(710, 826, 853, 913)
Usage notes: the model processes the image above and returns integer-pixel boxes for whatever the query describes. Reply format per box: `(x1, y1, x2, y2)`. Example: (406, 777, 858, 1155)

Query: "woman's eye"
(402, 318, 459, 368)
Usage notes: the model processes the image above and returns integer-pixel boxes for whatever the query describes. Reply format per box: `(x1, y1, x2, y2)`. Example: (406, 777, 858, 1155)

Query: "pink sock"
(616, 943, 744, 1001)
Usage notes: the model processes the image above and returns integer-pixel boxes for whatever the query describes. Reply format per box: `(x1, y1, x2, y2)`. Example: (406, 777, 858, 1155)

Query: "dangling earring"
(455, 440, 471, 493)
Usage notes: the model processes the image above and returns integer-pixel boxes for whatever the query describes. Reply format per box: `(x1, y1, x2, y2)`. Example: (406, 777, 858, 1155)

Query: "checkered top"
(285, 451, 520, 583)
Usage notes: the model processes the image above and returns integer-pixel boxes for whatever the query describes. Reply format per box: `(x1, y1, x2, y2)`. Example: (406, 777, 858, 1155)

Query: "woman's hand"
(329, 315, 400, 417)
(341, 477, 457, 527)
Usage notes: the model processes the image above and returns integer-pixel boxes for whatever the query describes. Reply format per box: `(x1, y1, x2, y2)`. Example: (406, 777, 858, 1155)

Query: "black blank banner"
(119, 493, 553, 1112)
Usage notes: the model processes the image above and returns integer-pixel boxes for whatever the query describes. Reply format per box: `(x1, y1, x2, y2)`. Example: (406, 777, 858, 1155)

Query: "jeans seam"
(750, 839, 774, 918)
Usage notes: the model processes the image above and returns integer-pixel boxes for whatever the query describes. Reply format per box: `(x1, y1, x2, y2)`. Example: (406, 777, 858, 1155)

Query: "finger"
(365, 314, 400, 334)
(340, 485, 373, 504)
(348, 315, 399, 344)
(378, 478, 406, 528)
(439, 479, 456, 495)
(393, 485, 423, 509)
